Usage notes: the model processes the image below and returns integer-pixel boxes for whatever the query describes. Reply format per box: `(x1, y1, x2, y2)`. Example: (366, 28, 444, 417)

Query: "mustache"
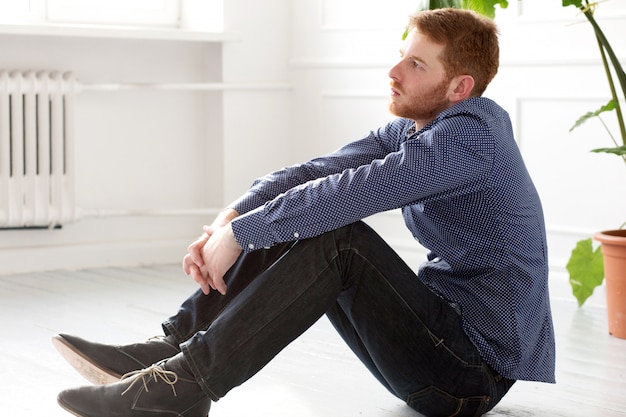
(389, 81, 402, 94)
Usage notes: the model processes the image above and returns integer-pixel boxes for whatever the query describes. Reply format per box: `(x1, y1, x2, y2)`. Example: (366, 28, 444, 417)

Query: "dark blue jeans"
(163, 221, 514, 417)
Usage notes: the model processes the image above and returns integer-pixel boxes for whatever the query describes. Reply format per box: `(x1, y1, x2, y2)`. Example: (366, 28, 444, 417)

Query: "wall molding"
(0, 236, 189, 276)
(81, 82, 292, 92)
(320, 90, 387, 99)
(0, 213, 209, 275)
(289, 56, 625, 70)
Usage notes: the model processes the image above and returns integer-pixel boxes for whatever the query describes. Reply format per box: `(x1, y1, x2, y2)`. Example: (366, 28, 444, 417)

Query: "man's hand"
(198, 223, 242, 295)
(183, 209, 242, 295)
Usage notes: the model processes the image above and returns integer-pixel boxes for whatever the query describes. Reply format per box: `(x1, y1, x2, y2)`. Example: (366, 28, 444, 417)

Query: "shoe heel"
(52, 335, 120, 385)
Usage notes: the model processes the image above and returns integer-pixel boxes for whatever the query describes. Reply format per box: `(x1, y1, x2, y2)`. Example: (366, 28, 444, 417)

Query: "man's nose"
(388, 62, 401, 81)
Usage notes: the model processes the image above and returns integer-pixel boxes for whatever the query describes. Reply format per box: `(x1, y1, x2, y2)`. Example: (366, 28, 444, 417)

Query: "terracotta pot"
(594, 229, 626, 339)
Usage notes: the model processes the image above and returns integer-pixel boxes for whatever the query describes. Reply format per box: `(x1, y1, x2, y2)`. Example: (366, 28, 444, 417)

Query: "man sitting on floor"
(53, 8, 555, 417)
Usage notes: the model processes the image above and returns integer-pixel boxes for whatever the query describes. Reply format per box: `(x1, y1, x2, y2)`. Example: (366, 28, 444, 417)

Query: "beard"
(388, 77, 451, 123)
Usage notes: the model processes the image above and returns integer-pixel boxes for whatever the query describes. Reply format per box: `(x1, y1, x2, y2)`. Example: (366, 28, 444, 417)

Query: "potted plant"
(558, 0, 626, 339)
(422, 1, 626, 337)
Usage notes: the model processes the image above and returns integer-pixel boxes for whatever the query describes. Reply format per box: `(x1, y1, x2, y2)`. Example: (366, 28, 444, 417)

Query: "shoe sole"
(57, 395, 87, 417)
(51, 335, 121, 385)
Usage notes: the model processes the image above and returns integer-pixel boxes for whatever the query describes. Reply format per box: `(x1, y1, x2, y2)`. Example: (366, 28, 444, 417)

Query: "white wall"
(222, 0, 293, 202)
(1, 0, 625, 309)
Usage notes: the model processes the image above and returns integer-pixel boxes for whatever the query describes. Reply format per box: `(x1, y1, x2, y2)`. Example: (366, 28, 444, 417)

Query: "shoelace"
(120, 363, 179, 397)
(146, 335, 166, 342)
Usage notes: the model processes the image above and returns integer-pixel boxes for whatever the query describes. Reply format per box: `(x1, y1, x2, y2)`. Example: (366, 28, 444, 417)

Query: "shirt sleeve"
(231, 116, 492, 252)
(228, 121, 402, 215)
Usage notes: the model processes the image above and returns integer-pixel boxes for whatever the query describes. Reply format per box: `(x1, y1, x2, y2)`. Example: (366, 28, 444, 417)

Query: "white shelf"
(0, 22, 238, 42)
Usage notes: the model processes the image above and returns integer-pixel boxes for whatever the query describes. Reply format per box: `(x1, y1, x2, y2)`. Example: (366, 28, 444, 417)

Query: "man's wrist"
(222, 208, 240, 221)
(226, 223, 243, 250)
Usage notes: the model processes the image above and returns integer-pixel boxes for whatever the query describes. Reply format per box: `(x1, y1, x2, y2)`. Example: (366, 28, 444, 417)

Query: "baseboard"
(0, 214, 203, 275)
(0, 236, 192, 276)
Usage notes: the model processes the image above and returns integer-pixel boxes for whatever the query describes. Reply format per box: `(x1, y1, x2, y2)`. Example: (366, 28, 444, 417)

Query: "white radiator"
(0, 70, 76, 228)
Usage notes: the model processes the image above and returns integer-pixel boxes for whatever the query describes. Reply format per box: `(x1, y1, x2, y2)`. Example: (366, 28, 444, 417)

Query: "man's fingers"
(186, 231, 210, 268)
(212, 275, 227, 295)
(189, 264, 211, 295)
(190, 246, 206, 268)
(187, 261, 223, 296)
(182, 254, 193, 275)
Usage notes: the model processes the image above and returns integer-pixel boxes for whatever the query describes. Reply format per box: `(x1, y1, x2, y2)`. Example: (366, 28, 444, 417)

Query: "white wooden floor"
(0, 264, 625, 417)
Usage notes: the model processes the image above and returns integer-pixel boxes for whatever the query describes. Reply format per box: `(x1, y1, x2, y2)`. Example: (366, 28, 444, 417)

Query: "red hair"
(407, 8, 500, 96)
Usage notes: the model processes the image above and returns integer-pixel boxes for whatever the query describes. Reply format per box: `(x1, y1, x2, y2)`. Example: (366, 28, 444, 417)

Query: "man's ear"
(448, 75, 475, 103)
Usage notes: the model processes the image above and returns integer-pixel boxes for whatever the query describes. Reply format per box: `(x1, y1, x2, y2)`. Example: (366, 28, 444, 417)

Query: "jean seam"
(181, 343, 221, 401)
(349, 247, 478, 369)
(226, 263, 334, 359)
(162, 320, 183, 345)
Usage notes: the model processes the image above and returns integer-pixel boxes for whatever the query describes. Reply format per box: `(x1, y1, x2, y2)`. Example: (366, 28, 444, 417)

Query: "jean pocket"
(406, 385, 490, 417)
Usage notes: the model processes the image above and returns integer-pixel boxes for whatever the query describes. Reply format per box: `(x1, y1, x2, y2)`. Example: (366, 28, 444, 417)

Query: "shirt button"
(293, 232, 300, 238)
(248, 243, 255, 250)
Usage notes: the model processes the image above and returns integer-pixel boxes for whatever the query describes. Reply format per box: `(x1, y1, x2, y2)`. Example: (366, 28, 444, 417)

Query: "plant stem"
(582, 7, 626, 148)
(595, 39, 626, 163)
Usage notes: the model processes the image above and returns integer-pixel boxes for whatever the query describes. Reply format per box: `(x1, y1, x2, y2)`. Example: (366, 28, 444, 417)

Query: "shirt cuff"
(230, 206, 276, 252)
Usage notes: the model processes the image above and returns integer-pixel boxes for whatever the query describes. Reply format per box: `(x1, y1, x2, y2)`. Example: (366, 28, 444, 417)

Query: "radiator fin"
(0, 70, 76, 228)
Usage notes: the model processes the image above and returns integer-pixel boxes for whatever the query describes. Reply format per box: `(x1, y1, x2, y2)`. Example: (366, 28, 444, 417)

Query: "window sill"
(0, 22, 237, 42)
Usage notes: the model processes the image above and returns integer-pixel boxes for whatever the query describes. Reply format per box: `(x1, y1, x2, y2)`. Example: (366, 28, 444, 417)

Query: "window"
(0, 0, 223, 31)
(48, 0, 180, 27)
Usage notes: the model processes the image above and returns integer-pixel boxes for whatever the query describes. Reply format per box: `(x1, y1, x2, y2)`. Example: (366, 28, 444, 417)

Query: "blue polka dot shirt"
(230, 97, 556, 383)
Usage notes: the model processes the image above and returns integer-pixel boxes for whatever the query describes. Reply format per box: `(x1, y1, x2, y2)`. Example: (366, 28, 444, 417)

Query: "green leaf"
(424, 0, 508, 18)
(591, 145, 626, 156)
(428, 0, 464, 10)
(562, 0, 584, 8)
(463, 0, 508, 18)
(567, 238, 604, 307)
(569, 100, 617, 132)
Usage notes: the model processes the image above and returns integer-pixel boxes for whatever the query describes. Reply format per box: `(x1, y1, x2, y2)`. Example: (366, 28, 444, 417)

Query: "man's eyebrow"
(401, 51, 429, 67)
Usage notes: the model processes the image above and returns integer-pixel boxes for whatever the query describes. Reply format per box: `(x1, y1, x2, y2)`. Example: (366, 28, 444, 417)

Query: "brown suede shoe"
(52, 333, 181, 385)
(57, 354, 210, 417)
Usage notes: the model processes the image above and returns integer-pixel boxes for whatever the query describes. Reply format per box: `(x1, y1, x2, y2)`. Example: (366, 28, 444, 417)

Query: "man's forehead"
(401, 31, 445, 64)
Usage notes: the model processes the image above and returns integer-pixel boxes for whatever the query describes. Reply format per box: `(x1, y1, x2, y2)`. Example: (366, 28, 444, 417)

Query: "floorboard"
(0, 264, 624, 416)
